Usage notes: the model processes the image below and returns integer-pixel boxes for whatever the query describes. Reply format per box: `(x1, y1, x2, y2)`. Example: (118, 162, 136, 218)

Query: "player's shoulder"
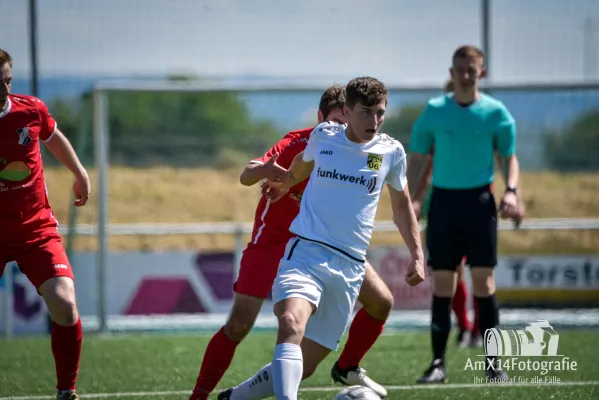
(9, 94, 45, 108)
(285, 126, 315, 140)
(426, 94, 452, 109)
(313, 121, 346, 137)
(479, 93, 514, 120)
(374, 133, 406, 157)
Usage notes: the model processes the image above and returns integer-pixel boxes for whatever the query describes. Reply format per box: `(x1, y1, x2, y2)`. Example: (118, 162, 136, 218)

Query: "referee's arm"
(406, 105, 434, 196)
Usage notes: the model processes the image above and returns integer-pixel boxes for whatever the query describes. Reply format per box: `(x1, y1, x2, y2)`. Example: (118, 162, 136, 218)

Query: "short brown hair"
(443, 79, 454, 93)
(452, 45, 484, 64)
(0, 49, 12, 67)
(345, 77, 388, 109)
(319, 85, 346, 118)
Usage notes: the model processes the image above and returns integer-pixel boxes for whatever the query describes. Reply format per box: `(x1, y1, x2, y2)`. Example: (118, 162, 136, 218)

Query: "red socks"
(190, 327, 239, 400)
(452, 280, 471, 331)
(51, 319, 83, 391)
(337, 308, 386, 369)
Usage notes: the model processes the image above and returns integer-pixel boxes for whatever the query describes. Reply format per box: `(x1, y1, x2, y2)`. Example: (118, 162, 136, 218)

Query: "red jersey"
(0, 94, 57, 223)
(248, 127, 313, 245)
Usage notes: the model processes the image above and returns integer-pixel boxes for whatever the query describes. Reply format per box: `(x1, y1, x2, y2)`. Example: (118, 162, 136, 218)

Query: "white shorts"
(272, 238, 365, 351)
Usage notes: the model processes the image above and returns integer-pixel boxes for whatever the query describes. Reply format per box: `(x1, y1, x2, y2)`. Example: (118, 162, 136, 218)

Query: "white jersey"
(289, 121, 407, 263)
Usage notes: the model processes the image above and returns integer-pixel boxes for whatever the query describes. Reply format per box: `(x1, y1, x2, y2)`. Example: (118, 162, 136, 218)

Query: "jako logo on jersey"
(316, 167, 377, 194)
(16, 128, 32, 146)
(320, 150, 333, 155)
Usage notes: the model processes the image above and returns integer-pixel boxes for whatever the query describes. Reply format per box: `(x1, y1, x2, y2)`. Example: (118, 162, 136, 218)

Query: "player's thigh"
(426, 193, 464, 271)
(305, 254, 363, 352)
(463, 192, 498, 268)
(272, 239, 323, 327)
(14, 233, 75, 291)
(234, 242, 287, 299)
(357, 261, 394, 320)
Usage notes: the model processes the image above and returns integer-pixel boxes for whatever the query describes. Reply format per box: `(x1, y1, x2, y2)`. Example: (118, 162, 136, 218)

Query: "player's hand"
(261, 180, 291, 203)
(405, 256, 425, 286)
(73, 171, 91, 207)
(499, 191, 519, 221)
(412, 200, 422, 221)
(259, 153, 289, 183)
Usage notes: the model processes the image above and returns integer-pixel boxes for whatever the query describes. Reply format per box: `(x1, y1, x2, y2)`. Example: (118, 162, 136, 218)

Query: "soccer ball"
(334, 385, 382, 400)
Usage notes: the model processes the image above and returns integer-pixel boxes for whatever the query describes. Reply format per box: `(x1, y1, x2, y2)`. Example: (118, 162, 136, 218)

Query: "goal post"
(74, 78, 599, 334)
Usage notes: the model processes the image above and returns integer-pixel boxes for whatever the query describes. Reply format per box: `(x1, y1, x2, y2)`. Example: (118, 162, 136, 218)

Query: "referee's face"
(348, 101, 386, 142)
(450, 56, 484, 89)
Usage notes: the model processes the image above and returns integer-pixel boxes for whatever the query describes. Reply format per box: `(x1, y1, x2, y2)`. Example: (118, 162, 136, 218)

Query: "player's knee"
(470, 268, 495, 297)
(362, 288, 393, 321)
(223, 316, 255, 342)
(432, 270, 456, 297)
(277, 311, 305, 341)
(49, 297, 79, 326)
(39, 277, 79, 326)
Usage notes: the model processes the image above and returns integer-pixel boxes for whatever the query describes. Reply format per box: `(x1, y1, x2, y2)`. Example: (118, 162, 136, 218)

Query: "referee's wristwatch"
(505, 185, 518, 195)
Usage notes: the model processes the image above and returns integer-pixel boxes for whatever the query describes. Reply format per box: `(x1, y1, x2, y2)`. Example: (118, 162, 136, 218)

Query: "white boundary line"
(2, 380, 598, 399)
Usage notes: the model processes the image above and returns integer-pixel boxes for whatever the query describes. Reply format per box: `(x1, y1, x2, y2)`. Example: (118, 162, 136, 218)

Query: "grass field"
(1, 330, 598, 399)
(43, 167, 599, 254)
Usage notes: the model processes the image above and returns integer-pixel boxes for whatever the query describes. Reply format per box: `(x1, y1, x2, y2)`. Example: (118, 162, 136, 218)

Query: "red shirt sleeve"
(36, 99, 57, 141)
(250, 134, 295, 166)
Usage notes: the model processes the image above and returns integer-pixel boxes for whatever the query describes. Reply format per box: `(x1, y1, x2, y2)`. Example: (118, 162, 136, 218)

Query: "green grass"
(1, 330, 598, 399)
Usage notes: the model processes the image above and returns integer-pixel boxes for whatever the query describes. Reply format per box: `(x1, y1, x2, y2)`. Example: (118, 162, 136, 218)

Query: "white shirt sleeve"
(302, 126, 320, 162)
(385, 147, 408, 191)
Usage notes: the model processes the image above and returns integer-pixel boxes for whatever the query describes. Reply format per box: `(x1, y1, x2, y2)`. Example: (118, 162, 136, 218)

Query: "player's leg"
(219, 337, 332, 400)
(465, 187, 507, 381)
(270, 239, 322, 400)
(417, 190, 463, 384)
(189, 244, 283, 400)
(452, 258, 472, 347)
(16, 234, 82, 400)
(332, 261, 391, 396)
(470, 296, 482, 347)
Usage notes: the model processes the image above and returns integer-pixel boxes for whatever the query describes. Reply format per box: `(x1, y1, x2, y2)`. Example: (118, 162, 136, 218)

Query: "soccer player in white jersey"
(217, 77, 425, 400)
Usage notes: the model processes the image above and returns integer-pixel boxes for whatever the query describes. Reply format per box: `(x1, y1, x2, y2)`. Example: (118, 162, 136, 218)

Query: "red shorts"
(0, 228, 74, 290)
(233, 240, 289, 299)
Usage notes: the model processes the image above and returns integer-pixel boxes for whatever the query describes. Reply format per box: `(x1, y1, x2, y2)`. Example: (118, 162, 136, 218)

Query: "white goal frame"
(82, 79, 599, 333)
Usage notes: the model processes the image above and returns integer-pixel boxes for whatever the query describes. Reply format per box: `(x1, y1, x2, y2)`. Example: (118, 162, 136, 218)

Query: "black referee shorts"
(426, 184, 498, 271)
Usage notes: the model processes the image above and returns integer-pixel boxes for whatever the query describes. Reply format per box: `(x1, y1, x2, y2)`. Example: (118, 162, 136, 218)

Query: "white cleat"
(331, 361, 388, 398)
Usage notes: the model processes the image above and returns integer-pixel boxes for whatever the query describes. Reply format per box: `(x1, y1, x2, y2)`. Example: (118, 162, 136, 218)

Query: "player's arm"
(44, 129, 91, 206)
(386, 151, 425, 286)
(240, 135, 292, 186)
(286, 150, 314, 187)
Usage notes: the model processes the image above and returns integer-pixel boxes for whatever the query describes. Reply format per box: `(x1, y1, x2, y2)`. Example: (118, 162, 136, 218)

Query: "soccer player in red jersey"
(189, 86, 392, 400)
(0, 49, 90, 400)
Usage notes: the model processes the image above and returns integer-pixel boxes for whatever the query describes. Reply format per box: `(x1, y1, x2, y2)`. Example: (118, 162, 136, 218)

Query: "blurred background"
(1, 0, 599, 335)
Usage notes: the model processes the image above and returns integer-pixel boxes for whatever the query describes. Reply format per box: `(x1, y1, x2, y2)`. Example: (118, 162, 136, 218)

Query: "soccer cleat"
(416, 359, 447, 384)
(456, 328, 471, 348)
(331, 361, 388, 398)
(56, 390, 79, 400)
(469, 332, 483, 348)
(217, 388, 233, 400)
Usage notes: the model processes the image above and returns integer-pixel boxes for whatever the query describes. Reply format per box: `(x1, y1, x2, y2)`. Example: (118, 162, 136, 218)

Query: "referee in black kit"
(407, 45, 525, 383)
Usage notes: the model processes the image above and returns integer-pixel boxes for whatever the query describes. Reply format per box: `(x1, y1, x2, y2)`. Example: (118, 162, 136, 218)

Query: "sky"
(2, 0, 599, 85)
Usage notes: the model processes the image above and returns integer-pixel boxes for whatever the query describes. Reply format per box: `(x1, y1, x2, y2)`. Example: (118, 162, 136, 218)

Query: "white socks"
(272, 343, 303, 400)
(230, 363, 275, 400)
